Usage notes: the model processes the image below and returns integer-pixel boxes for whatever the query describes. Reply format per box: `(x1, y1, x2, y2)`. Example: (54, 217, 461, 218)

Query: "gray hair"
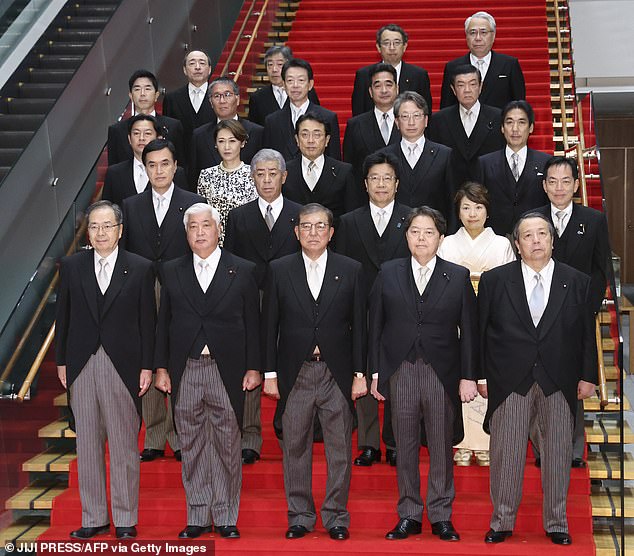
(298, 203, 333, 227)
(393, 91, 429, 117)
(208, 77, 239, 99)
(264, 45, 292, 62)
(250, 148, 286, 174)
(183, 203, 221, 229)
(86, 200, 122, 225)
(512, 212, 555, 243)
(465, 11, 496, 33)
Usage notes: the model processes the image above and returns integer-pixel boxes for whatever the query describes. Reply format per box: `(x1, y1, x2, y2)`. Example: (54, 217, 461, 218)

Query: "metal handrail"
(220, 0, 257, 77)
(233, 0, 270, 82)
(553, 0, 569, 147)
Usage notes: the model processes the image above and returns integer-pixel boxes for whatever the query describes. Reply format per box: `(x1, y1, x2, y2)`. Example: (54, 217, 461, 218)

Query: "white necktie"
(275, 87, 286, 108)
(380, 112, 390, 144)
(376, 209, 387, 236)
(529, 273, 545, 326)
(198, 261, 211, 293)
(97, 259, 109, 294)
(135, 165, 147, 193)
(511, 153, 520, 181)
(306, 161, 318, 190)
(476, 59, 486, 79)
(307, 261, 321, 300)
(555, 210, 566, 237)
(155, 196, 167, 226)
(416, 266, 429, 296)
(265, 204, 275, 231)
(464, 110, 475, 137)
(292, 107, 305, 127)
(191, 88, 203, 112)
(407, 144, 418, 168)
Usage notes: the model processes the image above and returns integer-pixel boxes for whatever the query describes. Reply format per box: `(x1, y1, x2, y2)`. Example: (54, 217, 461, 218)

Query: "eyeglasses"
(211, 91, 236, 101)
(397, 112, 426, 121)
(467, 28, 491, 38)
(298, 131, 326, 140)
(380, 40, 404, 48)
(298, 222, 330, 233)
(366, 175, 396, 184)
(88, 223, 121, 233)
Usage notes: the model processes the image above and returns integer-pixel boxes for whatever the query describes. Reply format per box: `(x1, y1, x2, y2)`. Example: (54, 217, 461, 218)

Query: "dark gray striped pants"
(489, 383, 573, 532)
(175, 356, 241, 527)
(70, 346, 140, 528)
(241, 386, 262, 453)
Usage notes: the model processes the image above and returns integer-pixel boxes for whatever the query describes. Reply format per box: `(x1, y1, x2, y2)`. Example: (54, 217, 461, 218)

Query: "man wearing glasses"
(56, 200, 156, 540)
(190, 77, 263, 187)
(351, 24, 432, 117)
(440, 11, 525, 109)
(262, 203, 366, 541)
(379, 92, 455, 229)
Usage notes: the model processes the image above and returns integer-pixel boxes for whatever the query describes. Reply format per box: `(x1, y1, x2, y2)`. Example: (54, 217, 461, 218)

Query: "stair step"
(45, 42, 92, 55)
(69, 4, 118, 18)
(38, 419, 75, 439)
(0, 516, 50, 546)
(35, 53, 84, 69)
(593, 525, 634, 556)
(22, 447, 76, 473)
(17, 82, 66, 98)
(0, 113, 45, 131)
(27, 68, 75, 83)
(54, 392, 67, 406)
(585, 419, 634, 443)
(57, 15, 110, 29)
(5, 479, 67, 510)
(46, 28, 101, 42)
(591, 485, 634, 517)
(0, 148, 22, 166)
(0, 130, 35, 148)
(588, 452, 634, 480)
(584, 392, 629, 411)
(3, 97, 56, 114)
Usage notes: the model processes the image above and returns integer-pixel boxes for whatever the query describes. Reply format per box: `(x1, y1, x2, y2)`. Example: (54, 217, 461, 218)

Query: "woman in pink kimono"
(438, 181, 515, 466)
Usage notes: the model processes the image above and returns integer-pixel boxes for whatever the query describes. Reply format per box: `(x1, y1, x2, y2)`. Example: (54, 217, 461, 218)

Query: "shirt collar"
(132, 108, 156, 117)
(370, 199, 395, 218)
(411, 255, 436, 276)
(460, 100, 480, 118)
(258, 194, 284, 213)
(470, 51, 492, 66)
(188, 82, 208, 95)
(551, 201, 573, 219)
(152, 183, 175, 204)
(521, 257, 554, 283)
(193, 246, 221, 269)
(290, 98, 310, 115)
(401, 135, 426, 152)
(302, 154, 324, 171)
(94, 245, 119, 268)
(374, 106, 394, 123)
(217, 114, 239, 123)
(302, 248, 328, 269)
(505, 145, 528, 162)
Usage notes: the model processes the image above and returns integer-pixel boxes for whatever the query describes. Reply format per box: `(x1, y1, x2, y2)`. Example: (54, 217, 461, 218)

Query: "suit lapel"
(482, 51, 501, 94)
(504, 262, 538, 337)
(354, 207, 381, 269)
(413, 140, 439, 184)
(289, 253, 316, 320)
(468, 108, 495, 157)
(396, 259, 419, 321)
(175, 254, 203, 314)
(315, 252, 342, 321)
(138, 192, 160, 258)
(561, 204, 585, 261)
(79, 251, 99, 324)
(419, 258, 451, 316)
(446, 107, 470, 159)
(244, 201, 271, 261)
(383, 204, 408, 259)
(203, 251, 237, 313)
(491, 150, 515, 202)
(158, 188, 187, 257)
(537, 262, 569, 339)
(270, 200, 298, 257)
(516, 149, 543, 200)
(361, 113, 386, 151)
(101, 250, 128, 317)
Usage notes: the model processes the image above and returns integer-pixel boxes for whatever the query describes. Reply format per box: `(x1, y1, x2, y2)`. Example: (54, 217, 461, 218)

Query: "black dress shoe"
(547, 531, 572, 545)
(140, 448, 164, 462)
(534, 457, 541, 468)
(484, 528, 512, 543)
(571, 458, 586, 468)
(431, 521, 460, 541)
(70, 525, 110, 539)
(386, 449, 397, 466)
(385, 518, 422, 540)
(285, 525, 309, 539)
(242, 449, 260, 464)
(174, 450, 182, 462)
(178, 525, 212, 539)
(115, 526, 137, 539)
(216, 525, 240, 538)
(354, 447, 381, 466)
(328, 526, 349, 540)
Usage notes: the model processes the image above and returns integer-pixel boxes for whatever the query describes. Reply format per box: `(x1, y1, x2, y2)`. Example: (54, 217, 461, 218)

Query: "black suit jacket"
(334, 202, 411, 296)
(102, 160, 189, 205)
(262, 102, 341, 161)
(343, 110, 401, 207)
(378, 140, 455, 228)
(248, 86, 320, 126)
(534, 204, 610, 313)
(223, 197, 302, 289)
(262, 250, 366, 412)
(426, 103, 505, 189)
(120, 187, 206, 276)
(55, 249, 155, 413)
(107, 114, 185, 167)
(189, 117, 263, 188)
(478, 260, 597, 429)
(284, 156, 356, 223)
(477, 148, 551, 237)
(162, 84, 215, 165)
(155, 251, 260, 427)
(440, 51, 526, 109)
(351, 61, 432, 116)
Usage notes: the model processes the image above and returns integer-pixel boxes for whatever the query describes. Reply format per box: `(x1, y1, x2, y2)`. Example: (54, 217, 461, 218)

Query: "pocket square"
(498, 74, 508, 78)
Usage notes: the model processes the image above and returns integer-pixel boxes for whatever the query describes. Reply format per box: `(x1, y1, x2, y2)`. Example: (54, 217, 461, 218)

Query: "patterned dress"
(197, 162, 257, 244)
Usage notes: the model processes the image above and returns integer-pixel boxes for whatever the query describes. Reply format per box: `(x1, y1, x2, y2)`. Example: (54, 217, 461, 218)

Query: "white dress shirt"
(521, 258, 554, 311)
(388, 61, 402, 84)
(460, 100, 481, 137)
(400, 135, 426, 168)
(94, 247, 119, 294)
(370, 200, 394, 236)
(302, 154, 324, 188)
(290, 99, 310, 126)
(188, 82, 208, 112)
(551, 202, 574, 236)
(258, 194, 284, 222)
(272, 84, 288, 108)
(193, 247, 222, 354)
(505, 145, 527, 179)
(133, 158, 149, 194)
(470, 51, 492, 81)
(152, 183, 174, 226)
(374, 106, 395, 140)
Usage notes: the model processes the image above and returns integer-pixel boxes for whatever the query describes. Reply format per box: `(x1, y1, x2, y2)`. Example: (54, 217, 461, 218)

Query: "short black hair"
(368, 62, 397, 84)
(450, 64, 481, 86)
(141, 138, 177, 165)
(282, 58, 314, 81)
(182, 49, 211, 67)
(86, 200, 123, 225)
(264, 45, 292, 62)
(376, 24, 408, 45)
(513, 212, 555, 243)
(128, 69, 158, 92)
(393, 91, 429, 117)
(295, 112, 331, 137)
(127, 114, 162, 136)
(501, 100, 535, 126)
(405, 206, 447, 236)
(543, 156, 579, 181)
(362, 151, 400, 181)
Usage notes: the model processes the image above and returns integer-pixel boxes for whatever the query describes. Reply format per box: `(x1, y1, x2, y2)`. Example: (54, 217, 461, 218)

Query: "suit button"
(314, 327, 319, 332)
(513, 202, 518, 206)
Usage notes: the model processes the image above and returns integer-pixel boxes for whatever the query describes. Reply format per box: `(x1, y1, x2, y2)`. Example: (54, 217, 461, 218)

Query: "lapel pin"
(123, 269, 128, 275)
(577, 224, 585, 235)
(179, 207, 184, 212)
(229, 268, 236, 275)
(334, 275, 340, 281)
(563, 283, 567, 288)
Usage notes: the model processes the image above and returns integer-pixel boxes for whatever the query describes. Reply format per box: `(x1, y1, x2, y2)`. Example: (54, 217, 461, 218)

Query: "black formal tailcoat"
(55, 249, 156, 414)
(534, 204, 610, 313)
(102, 160, 189, 205)
(439, 51, 526, 109)
(351, 61, 432, 116)
(477, 148, 551, 237)
(223, 197, 302, 289)
(154, 251, 260, 427)
(262, 250, 366, 415)
(189, 117, 263, 188)
(120, 187, 206, 276)
(262, 102, 341, 161)
(334, 202, 411, 296)
(478, 260, 597, 429)
(248, 86, 320, 127)
(378, 140, 455, 229)
(284, 156, 356, 223)
(107, 114, 185, 167)
(343, 110, 401, 207)
(426, 103, 505, 190)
